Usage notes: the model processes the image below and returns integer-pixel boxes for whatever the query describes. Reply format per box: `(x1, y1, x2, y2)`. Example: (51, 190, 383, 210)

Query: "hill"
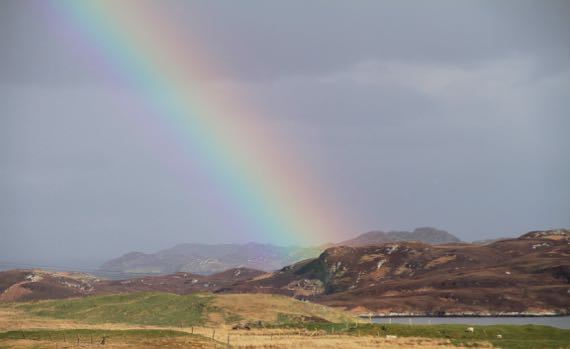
(14, 292, 361, 327)
(339, 227, 460, 246)
(0, 267, 263, 302)
(0, 269, 99, 302)
(222, 229, 570, 315)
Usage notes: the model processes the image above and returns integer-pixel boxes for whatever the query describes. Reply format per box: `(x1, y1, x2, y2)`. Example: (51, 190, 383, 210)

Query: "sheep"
(466, 327, 474, 333)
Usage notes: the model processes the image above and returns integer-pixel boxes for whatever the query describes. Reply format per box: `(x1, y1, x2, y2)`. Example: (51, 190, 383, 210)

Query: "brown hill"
(220, 229, 570, 315)
(0, 269, 98, 302)
(0, 267, 264, 302)
(96, 267, 264, 294)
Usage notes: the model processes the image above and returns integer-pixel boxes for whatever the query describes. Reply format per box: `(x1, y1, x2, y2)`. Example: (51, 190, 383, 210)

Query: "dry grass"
(227, 336, 479, 349)
(210, 294, 362, 324)
(0, 336, 217, 349)
(426, 255, 457, 269)
(0, 306, 171, 332)
(190, 327, 479, 349)
(0, 335, 484, 349)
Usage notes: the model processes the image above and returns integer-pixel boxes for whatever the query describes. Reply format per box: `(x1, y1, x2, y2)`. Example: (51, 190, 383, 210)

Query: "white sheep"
(466, 327, 474, 333)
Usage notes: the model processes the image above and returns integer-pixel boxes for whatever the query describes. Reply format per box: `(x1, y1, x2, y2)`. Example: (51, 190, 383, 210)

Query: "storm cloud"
(1, 0, 569, 267)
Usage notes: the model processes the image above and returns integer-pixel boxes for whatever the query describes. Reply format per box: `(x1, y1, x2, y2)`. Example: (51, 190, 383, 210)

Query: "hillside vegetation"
(226, 229, 570, 315)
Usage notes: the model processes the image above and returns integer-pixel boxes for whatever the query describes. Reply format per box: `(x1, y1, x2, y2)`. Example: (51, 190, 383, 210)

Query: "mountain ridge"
(101, 227, 461, 275)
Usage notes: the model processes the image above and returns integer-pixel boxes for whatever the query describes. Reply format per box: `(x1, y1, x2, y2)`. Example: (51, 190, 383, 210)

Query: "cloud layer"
(1, 0, 569, 265)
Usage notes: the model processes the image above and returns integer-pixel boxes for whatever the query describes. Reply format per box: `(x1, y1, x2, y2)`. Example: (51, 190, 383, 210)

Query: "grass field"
(0, 329, 219, 349)
(273, 322, 570, 349)
(17, 293, 214, 327)
(14, 292, 360, 327)
(1, 292, 569, 349)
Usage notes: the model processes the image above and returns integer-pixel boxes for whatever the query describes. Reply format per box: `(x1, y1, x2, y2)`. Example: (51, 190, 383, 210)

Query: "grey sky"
(1, 0, 569, 266)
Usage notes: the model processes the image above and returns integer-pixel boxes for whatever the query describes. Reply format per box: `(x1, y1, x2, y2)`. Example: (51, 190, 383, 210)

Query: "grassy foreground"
(274, 322, 570, 349)
(0, 329, 218, 349)
(1, 292, 569, 349)
(0, 328, 188, 341)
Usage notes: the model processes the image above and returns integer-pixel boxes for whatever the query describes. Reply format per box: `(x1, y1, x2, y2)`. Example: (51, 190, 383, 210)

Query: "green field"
(17, 292, 217, 327)
(274, 322, 570, 349)
(0, 329, 219, 349)
(0, 329, 189, 341)
(14, 292, 359, 327)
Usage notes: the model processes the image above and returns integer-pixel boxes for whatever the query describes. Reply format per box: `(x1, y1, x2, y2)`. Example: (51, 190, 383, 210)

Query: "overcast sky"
(1, 0, 569, 267)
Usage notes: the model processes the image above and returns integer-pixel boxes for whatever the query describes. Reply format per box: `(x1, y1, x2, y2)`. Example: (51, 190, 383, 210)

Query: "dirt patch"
(426, 255, 456, 269)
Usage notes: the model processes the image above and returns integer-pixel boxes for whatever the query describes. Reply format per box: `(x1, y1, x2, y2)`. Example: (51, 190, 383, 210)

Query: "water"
(371, 316, 570, 329)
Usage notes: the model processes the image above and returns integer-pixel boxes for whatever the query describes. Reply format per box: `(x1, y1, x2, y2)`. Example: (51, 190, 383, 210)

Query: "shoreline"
(359, 312, 569, 318)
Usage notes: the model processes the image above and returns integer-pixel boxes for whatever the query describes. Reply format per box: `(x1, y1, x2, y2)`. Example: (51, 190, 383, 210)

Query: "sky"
(1, 0, 569, 267)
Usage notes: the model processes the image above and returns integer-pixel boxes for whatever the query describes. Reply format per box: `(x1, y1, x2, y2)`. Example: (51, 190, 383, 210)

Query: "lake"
(371, 316, 570, 329)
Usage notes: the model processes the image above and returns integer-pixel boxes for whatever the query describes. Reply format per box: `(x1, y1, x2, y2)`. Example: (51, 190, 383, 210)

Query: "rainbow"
(47, 0, 352, 245)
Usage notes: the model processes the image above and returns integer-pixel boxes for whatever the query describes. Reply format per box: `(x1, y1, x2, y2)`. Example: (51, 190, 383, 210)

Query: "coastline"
(359, 311, 568, 318)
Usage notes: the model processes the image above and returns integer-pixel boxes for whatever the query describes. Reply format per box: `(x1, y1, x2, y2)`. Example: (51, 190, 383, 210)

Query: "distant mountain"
(100, 227, 458, 276)
(339, 227, 460, 246)
(100, 243, 322, 275)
